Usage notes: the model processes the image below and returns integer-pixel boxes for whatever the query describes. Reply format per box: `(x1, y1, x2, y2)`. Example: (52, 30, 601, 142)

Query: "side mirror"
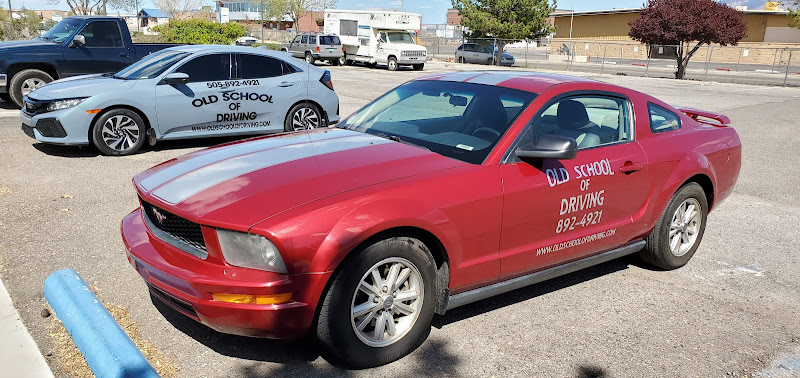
(162, 72, 189, 85)
(70, 34, 85, 47)
(515, 134, 578, 163)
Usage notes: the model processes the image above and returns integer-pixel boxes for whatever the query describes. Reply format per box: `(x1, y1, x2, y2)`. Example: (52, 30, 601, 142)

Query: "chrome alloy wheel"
(101, 115, 140, 152)
(350, 257, 424, 347)
(291, 106, 320, 131)
(21, 78, 46, 97)
(669, 198, 702, 257)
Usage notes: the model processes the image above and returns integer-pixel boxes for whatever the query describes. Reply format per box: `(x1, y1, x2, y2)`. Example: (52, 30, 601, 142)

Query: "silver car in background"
(455, 43, 516, 66)
(281, 33, 345, 66)
(21, 45, 340, 156)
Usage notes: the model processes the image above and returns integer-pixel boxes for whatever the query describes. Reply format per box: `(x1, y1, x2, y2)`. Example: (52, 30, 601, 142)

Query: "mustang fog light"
(47, 98, 87, 111)
(212, 293, 292, 305)
(216, 229, 288, 273)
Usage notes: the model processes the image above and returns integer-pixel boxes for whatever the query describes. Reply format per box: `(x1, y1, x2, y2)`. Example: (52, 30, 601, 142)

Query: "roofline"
(551, 8, 791, 17)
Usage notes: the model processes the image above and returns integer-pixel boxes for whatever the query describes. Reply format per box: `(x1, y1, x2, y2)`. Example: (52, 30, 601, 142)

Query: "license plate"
(327, 48, 334, 52)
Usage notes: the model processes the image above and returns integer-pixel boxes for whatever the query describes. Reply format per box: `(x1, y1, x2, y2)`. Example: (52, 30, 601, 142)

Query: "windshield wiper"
(374, 133, 429, 150)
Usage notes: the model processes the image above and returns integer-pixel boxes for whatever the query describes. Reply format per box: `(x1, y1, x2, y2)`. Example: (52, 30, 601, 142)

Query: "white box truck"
(324, 9, 428, 71)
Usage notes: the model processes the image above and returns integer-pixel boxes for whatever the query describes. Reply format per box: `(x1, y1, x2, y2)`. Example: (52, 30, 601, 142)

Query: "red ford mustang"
(121, 72, 741, 367)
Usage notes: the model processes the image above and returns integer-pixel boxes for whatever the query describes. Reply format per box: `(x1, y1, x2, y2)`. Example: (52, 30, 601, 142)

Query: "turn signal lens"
(212, 293, 292, 305)
(86, 109, 103, 114)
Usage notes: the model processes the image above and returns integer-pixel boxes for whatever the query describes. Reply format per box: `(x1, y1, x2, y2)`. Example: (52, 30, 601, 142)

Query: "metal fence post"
(601, 43, 607, 74)
(784, 50, 793, 87)
(525, 40, 529, 68)
(704, 45, 714, 81)
(736, 46, 742, 73)
(645, 45, 651, 77)
(772, 48, 779, 73)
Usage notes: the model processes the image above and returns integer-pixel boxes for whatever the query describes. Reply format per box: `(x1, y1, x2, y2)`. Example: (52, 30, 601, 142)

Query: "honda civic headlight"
(47, 98, 87, 111)
(216, 229, 288, 273)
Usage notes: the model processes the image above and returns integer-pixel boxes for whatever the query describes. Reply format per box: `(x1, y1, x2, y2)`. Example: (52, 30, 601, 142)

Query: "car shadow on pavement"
(0, 100, 17, 110)
(432, 255, 636, 329)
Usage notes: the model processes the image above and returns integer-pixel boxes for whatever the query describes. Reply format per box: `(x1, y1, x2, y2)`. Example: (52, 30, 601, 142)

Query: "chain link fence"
(419, 36, 800, 87)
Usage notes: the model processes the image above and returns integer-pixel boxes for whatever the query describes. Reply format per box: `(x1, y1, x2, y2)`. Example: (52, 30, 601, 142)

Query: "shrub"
(152, 19, 246, 45)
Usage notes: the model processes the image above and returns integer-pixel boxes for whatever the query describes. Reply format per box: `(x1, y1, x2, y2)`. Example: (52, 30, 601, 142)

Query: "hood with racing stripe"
(134, 128, 465, 228)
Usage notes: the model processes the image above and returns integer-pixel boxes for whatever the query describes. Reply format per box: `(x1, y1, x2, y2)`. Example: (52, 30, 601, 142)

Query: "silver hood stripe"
(140, 130, 346, 191)
(150, 133, 392, 205)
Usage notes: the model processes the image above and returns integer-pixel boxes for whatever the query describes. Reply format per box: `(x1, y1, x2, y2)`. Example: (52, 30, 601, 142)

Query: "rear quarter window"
(649, 103, 681, 133)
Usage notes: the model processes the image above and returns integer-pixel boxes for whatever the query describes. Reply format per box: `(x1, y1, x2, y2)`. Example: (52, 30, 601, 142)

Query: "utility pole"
(7, 0, 12, 19)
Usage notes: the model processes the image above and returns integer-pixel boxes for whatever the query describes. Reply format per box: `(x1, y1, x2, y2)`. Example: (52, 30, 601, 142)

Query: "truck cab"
(324, 10, 428, 71)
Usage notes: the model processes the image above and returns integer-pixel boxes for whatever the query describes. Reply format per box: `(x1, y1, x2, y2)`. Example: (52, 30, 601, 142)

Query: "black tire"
(316, 237, 437, 368)
(91, 108, 147, 156)
(639, 182, 708, 270)
(330, 59, 340, 66)
(9, 69, 54, 108)
(457, 56, 465, 64)
(284, 102, 325, 132)
(412, 64, 424, 71)
(305, 52, 315, 65)
(0, 93, 11, 102)
(346, 59, 354, 66)
(365, 62, 377, 68)
(387, 57, 399, 71)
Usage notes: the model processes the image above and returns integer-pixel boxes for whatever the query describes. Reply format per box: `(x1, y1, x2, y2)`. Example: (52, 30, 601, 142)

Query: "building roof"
(140, 8, 171, 18)
(552, 7, 790, 17)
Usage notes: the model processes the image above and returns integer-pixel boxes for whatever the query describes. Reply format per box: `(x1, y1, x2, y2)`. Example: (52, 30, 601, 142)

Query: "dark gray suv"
(282, 33, 344, 66)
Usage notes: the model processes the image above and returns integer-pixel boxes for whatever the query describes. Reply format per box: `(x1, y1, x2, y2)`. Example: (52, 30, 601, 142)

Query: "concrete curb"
(44, 269, 158, 378)
(0, 277, 54, 378)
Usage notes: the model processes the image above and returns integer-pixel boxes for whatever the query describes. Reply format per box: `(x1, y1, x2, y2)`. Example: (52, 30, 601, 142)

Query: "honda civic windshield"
(338, 80, 536, 164)
(114, 50, 192, 80)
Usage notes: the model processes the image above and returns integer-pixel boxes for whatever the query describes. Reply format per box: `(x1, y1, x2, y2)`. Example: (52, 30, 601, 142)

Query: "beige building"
(552, 8, 800, 43)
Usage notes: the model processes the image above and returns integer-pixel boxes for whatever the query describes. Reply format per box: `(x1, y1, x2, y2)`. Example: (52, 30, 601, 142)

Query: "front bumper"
(20, 102, 94, 145)
(121, 209, 332, 339)
(397, 56, 426, 65)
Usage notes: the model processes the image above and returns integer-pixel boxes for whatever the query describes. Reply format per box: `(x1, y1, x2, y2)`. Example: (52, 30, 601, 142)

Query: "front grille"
(141, 200, 207, 255)
(402, 50, 426, 57)
(35, 118, 67, 138)
(149, 284, 198, 318)
(21, 124, 35, 139)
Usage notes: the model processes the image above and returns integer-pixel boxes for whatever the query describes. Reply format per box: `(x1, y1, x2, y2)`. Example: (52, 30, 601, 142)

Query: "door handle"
(120, 53, 129, 58)
(278, 82, 295, 87)
(619, 161, 643, 174)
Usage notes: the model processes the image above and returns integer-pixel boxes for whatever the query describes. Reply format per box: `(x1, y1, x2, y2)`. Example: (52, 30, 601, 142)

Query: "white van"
(324, 10, 428, 71)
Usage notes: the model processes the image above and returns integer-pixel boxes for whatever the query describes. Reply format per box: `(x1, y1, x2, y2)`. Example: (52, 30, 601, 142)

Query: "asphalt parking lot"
(1, 61, 799, 377)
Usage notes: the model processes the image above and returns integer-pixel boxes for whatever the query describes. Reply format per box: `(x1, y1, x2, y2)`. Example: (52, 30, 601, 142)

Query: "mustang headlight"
(216, 229, 288, 274)
(47, 98, 87, 112)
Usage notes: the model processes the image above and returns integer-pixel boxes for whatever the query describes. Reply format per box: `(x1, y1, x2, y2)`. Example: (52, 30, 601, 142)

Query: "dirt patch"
(45, 299, 179, 377)
(0, 185, 11, 196)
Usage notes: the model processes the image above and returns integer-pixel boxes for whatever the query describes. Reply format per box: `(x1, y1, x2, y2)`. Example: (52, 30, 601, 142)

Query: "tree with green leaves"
(785, 1, 800, 28)
(153, 19, 246, 44)
(268, 0, 337, 30)
(451, 0, 556, 65)
(109, 0, 143, 30)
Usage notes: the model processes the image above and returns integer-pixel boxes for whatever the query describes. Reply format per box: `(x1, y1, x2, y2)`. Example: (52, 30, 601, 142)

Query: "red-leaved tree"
(629, 0, 747, 79)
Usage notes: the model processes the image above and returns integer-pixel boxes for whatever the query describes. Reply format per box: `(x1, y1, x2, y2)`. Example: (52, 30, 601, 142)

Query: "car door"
(498, 93, 651, 279)
(235, 53, 303, 132)
(289, 35, 302, 57)
(300, 35, 309, 56)
(61, 20, 132, 76)
(153, 53, 235, 137)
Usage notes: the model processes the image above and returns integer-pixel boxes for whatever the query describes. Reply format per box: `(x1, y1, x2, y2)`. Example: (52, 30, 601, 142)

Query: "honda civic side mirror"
(162, 72, 189, 85)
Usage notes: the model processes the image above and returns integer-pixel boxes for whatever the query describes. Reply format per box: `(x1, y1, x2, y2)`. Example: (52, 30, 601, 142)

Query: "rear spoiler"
(678, 107, 731, 126)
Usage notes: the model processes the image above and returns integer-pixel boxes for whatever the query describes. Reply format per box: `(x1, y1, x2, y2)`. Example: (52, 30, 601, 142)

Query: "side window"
(301, 35, 308, 44)
(520, 95, 631, 150)
(309, 35, 316, 44)
(457, 45, 463, 51)
(239, 54, 286, 79)
(292, 35, 301, 43)
(478, 45, 490, 54)
(174, 54, 231, 83)
(378, 32, 387, 43)
(649, 103, 681, 133)
(79, 20, 123, 48)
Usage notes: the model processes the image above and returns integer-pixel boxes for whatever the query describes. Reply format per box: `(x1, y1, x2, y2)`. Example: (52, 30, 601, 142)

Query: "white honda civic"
(20, 45, 340, 155)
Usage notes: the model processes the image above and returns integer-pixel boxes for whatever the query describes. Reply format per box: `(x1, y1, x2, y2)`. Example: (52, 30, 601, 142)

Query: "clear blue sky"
(9, 0, 746, 24)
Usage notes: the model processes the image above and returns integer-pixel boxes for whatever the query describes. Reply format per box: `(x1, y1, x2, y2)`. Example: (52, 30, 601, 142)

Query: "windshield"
(114, 50, 191, 80)
(320, 35, 340, 45)
(41, 18, 83, 43)
(387, 32, 415, 44)
(338, 81, 536, 164)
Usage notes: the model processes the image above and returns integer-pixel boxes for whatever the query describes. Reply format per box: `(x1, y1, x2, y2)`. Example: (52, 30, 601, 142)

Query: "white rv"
(324, 9, 428, 71)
